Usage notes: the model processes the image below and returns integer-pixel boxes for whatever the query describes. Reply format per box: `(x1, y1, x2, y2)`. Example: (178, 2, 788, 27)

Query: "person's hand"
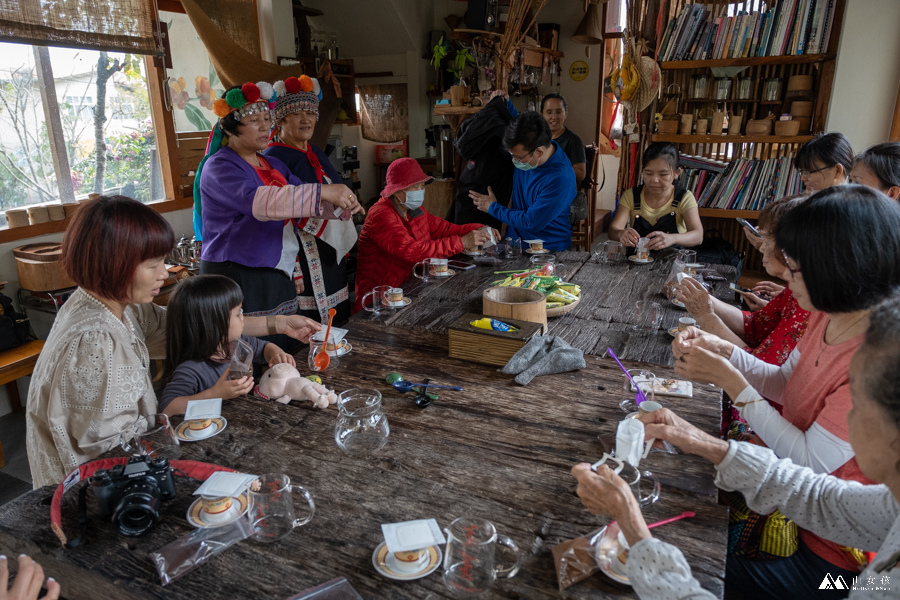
(742, 227, 764, 249)
(294, 278, 304, 295)
(638, 408, 730, 465)
(469, 186, 496, 213)
(646, 230, 675, 251)
(210, 368, 254, 399)
(571, 463, 640, 522)
(0, 555, 59, 600)
(489, 89, 509, 101)
(739, 290, 769, 311)
(489, 228, 502, 242)
(268, 352, 296, 368)
(321, 184, 365, 215)
(620, 227, 640, 247)
(278, 315, 322, 343)
(675, 277, 713, 317)
(461, 228, 491, 250)
(674, 345, 748, 396)
(752, 281, 784, 298)
(672, 327, 734, 359)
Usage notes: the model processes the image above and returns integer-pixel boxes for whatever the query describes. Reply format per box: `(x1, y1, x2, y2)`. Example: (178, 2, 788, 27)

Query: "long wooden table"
(363, 249, 737, 366)
(0, 321, 727, 599)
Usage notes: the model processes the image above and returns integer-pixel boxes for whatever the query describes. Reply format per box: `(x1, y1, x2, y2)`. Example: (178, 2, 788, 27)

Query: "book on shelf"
(681, 154, 803, 211)
(660, 0, 835, 62)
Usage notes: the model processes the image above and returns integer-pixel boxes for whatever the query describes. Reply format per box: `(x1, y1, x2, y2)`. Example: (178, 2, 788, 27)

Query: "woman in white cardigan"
(572, 295, 900, 599)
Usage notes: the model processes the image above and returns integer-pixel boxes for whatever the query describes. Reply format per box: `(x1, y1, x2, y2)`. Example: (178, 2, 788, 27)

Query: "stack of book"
(659, 0, 839, 62)
(683, 155, 803, 210)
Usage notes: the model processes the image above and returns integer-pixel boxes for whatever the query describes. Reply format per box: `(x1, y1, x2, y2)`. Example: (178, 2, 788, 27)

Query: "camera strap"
(66, 485, 91, 548)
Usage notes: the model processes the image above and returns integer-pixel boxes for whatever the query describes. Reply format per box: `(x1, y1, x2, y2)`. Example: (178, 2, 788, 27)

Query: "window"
(0, 42, 165, 225)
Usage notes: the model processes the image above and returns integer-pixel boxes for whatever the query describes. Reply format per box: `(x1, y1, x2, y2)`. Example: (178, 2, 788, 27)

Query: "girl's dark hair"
(219, 86, 244, 137)
(860, 295, 900, 435)
(642, 142, 679, 171)
(162, 275, 244, 382)
(855, 142, 900, 191)
(776, 184, 900, 313)
(795, 132, 854, 175)
(540, 93, 568, 112)
(503, 111, 551, 152)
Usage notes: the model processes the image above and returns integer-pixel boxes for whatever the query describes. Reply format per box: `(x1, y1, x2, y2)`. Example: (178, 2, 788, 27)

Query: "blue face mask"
(513, 160, 537, 171)
(403, 189, 425, 210)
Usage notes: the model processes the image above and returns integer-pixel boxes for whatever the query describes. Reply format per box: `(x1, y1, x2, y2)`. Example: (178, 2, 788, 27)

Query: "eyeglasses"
(781, 249, 801, 275)
(797, 165, 832, 177)
(510, 148, 536, 164)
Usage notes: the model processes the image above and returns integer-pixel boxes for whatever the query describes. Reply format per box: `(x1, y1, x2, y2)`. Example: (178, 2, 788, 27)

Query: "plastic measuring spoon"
(392, 381, 463, 393)
(314, 308, 337, 370)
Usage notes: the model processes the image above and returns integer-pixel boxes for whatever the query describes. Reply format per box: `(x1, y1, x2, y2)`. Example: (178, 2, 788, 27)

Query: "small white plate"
(327, 340, 352, 357)
(671, 298, 686, 309)
(594, 523, 631, 586)
(628, 256, 654, 264)
(429, 269, 456, 278)
(372, 542, 442, 581)
(387, 297, 412, 309)
(463, 250, 484, 257)
(186, 492, 250, 528)
(525, 248, 550, 255)
(175, 417, 227, 442)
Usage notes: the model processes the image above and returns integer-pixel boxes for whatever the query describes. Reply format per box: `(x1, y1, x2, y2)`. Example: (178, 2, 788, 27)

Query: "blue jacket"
(488, 140, 575, 251)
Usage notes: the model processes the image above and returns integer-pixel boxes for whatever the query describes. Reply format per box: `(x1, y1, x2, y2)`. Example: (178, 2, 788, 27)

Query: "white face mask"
(403, 189, 425, 210)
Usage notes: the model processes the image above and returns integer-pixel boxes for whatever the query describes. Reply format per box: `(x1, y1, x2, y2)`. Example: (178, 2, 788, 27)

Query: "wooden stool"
(0, 340, 44, 467)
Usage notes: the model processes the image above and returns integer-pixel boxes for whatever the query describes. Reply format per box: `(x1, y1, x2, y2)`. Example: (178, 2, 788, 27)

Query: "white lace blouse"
(25, 288, 166, 488)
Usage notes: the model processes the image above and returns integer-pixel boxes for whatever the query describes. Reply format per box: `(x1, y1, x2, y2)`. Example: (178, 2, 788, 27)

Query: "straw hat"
(624, 56, 661, 113)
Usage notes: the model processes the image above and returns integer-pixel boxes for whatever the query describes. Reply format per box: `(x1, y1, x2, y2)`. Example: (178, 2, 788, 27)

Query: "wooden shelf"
(652, 134, 813, 144)
(433, 104, 482, 116)
(660, 53, 835, 69)
(684, 97, 758, 103)
(698, 208, 761, 218)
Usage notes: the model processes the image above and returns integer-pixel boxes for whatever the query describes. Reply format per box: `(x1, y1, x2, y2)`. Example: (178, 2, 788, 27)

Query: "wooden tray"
(546, 295, 580, 318)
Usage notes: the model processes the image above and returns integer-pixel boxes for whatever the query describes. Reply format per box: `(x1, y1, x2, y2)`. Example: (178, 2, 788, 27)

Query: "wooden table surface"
(361, 249, 738, 366)
(0, 321, 727, 599)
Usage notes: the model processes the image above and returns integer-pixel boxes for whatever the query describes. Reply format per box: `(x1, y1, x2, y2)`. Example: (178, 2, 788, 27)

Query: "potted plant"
(431, 37, 475, 106)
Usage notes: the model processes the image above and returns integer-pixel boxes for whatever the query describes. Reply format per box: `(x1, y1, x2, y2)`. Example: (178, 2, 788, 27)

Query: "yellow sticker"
(569, 61, 589, 82)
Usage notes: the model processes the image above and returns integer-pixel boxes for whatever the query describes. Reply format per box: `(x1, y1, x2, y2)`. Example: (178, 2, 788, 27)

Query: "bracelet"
(733, 397, 764, 408)
(266, 315, 278, 336)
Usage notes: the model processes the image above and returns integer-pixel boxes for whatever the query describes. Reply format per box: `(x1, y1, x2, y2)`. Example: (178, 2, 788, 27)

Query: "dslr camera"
(91, 455, 177, 536)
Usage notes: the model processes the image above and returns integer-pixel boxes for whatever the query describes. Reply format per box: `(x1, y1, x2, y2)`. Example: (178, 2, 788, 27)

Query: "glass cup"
(764, 78, 782, 101)
(596, 240, 625, 264)
(530, 254, 568, 279)
(360, 285, 390, 313)
(635, 237, 650, 260)
(503, 237, 521, 259)
(591, 454, 661, 506)
(120, 413, 181, 460)
(443, 516, 521, 597)
(334, 388, 390, 456)
(632, 300, 662, 332)
(228, 338, 253, 381)
(677, 249, 696, 265)
(308, 333, 340, 372)
(414, 258, 448, 281)
(248, 473, 315, 543)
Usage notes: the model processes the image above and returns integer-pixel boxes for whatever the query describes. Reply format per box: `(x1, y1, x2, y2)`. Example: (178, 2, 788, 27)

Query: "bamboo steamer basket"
(5, 209, 29, 228)
(47, 204, 66, 221)
(483, 287, 547, 332)
(787, 75, 813, 93)
(774, 120, 801, 136)
(790, 101, 813, 117)
(746, 117, 774, 136)
(13, 243, 76, 291)
(27, 205, 50, 224)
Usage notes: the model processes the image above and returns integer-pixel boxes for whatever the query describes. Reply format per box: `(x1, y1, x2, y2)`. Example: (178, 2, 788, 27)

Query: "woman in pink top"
(673, 185, 900, 598)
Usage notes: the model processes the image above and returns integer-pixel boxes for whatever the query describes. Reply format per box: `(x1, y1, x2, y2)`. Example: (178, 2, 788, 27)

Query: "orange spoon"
(314, 308, 337, 370)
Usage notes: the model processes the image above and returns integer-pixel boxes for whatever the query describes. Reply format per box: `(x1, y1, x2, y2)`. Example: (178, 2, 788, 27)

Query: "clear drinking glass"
(334, 388, 389, 456)
(308, 333, 340, 372)
(248, 473, 315, 543)
(530, 254, 568, 279)
(120, 413, 181, 460)
(632, 301, 662, 332)
(228, 338, 253, 380)
(443, 516, 521, 597)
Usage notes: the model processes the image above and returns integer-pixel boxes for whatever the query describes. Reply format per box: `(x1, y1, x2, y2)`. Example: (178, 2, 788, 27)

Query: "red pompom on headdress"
(298, 75, 314, 92)
(284, 76, 302, 94)
(241, 82, 261, 103)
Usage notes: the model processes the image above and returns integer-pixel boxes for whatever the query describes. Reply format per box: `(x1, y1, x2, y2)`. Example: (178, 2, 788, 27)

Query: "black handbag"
(0, 292, 31, 351)
(569, 191, 589, 225)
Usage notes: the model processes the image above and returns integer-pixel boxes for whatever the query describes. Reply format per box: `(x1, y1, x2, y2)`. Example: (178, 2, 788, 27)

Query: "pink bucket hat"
(382, 158, 433, 198)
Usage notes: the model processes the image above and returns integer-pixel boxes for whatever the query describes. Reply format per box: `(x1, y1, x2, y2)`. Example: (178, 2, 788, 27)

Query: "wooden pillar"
(32, 46, 75, 203)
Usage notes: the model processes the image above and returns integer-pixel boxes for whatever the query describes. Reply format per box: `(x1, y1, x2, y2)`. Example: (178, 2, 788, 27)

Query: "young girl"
(159, 275, 295, 416)
(609, 142, 704, 251)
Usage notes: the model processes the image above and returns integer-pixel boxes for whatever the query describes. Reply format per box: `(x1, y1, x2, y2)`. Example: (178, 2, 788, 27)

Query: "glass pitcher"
(529, 254, 568, 280)
(443, 516, 521, 597)
(334, 388, 389, 456)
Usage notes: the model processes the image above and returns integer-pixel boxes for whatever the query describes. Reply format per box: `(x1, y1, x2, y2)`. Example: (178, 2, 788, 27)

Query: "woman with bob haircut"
(850, 141, 900, 200)
(670, 185, 900, 593)
(571, 295, 900, 599)
(794, 132, 853, 195)
(26, 196, 322, 488)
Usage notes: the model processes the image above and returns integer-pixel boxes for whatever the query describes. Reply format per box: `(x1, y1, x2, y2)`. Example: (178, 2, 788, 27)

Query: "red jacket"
(353, 197, 482, 313)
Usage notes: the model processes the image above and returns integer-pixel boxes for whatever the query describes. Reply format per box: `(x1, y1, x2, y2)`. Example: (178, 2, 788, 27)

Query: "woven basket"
(546, 295, 580, 318)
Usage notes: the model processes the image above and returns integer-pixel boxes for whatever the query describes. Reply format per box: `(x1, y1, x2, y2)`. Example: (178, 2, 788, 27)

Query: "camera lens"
(112, 477, 161, 537)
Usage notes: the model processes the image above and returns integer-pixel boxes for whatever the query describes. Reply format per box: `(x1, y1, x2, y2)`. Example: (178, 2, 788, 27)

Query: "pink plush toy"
(254, 363, 338, 408)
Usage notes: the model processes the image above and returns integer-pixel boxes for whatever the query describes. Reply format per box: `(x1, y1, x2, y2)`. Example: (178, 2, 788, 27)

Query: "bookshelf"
(650, 0, 846, 270)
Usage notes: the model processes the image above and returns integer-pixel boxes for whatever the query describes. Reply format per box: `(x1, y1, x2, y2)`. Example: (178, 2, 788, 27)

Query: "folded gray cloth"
(499, 335, 586, 385)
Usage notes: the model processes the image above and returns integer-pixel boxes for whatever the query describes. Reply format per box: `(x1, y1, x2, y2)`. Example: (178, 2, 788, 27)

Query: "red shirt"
(741, 288, 810, 366)
(353, 197, 482, 313)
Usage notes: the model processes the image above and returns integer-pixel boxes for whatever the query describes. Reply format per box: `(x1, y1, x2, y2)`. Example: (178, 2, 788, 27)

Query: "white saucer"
(463, 250, 484, 257)
(387, 297, 412, 309)
(594, 524, 631, 586)
(175, 417, 227, 442)
(628, 256, 654, 264)
(186, 492, 250, 528)
(429, 269, 456, 278)
(372, 542, 442, 580)
(525, 248, 550, 254)
(671, 298, 686, 309)
(327, 340, 352, 357)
